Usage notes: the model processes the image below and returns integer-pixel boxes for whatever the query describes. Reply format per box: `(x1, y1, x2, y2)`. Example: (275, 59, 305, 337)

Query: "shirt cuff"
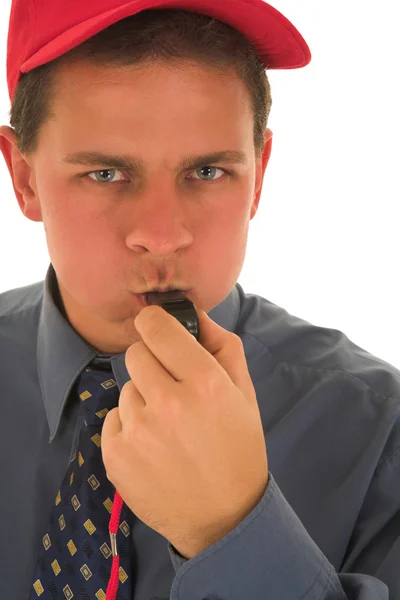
(168, 472, 334, 600)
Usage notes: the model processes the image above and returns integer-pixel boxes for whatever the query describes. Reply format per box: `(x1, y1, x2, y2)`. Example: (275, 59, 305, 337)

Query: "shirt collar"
(38, 264, 240, 442)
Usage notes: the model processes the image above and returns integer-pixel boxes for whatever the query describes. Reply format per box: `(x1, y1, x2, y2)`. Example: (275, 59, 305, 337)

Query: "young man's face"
(0, 59, 272, 354)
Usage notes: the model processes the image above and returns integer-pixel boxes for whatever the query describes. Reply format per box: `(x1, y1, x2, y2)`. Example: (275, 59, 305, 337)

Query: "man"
(0, 0, 399, 599)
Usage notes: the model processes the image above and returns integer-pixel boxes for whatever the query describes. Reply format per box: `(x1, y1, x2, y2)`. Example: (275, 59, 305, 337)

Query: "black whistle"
(146, 293, 200, 341)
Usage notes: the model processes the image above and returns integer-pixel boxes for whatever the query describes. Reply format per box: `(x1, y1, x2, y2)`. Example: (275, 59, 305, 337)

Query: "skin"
(0, 59, 272, 354)
(0, 59, 273, 560)
(101, 304, 269, 559)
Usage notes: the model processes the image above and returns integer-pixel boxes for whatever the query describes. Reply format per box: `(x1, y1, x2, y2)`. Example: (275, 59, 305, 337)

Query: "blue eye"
(87, 169, 126, 184)
(191, 166, 227, 182)
(84, 166, 230, 185)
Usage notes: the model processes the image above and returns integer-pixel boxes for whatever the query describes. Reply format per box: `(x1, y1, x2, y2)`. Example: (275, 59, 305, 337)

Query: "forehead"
(41, 59, 255, 163)
(52, 58, 251, 115)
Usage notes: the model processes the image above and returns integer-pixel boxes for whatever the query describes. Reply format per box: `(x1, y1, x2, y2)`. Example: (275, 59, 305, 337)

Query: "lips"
(146, 290, 188, 306)
(133, 290, 189, 307)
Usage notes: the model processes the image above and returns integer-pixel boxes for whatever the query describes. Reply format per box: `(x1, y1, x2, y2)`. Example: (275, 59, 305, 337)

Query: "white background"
(0, 0, 399, 368)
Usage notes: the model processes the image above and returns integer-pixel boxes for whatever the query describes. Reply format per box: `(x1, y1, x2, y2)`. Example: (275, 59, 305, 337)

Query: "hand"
(101, 305, 269, 559)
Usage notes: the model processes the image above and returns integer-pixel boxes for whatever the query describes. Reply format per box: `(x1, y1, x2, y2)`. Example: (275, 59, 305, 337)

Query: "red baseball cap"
(6, 0, 311, 103)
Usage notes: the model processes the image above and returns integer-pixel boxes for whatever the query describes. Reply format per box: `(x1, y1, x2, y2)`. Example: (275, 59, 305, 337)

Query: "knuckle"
(231, 332, 243, 346)
(129, 340, 145, 355)
(231, 333, 245, 355)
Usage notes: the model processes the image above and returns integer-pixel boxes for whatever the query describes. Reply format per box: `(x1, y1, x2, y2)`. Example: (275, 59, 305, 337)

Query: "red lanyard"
(105, 489, 124, 600)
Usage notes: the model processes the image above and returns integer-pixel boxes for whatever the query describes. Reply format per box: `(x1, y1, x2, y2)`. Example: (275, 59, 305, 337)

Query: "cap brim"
(21, 0, 311, 75)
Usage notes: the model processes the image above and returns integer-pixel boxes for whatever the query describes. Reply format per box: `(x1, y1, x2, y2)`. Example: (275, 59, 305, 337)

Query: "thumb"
(101, 407, 122, 453)
(197, 310, 256, 404)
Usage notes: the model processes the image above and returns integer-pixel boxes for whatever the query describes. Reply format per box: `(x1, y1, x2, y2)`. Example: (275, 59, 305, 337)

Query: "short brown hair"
(9, 9, 272, 160)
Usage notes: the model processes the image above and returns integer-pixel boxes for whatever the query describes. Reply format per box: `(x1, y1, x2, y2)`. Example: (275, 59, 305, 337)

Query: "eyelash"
(82, 166, 232, 186)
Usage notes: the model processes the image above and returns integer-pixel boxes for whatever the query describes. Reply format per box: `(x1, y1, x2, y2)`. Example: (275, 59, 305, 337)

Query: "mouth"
(133, 290, 190, 307)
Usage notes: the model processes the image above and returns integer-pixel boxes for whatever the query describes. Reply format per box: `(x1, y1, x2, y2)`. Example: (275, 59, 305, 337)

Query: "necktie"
(30, 360, 134, 600)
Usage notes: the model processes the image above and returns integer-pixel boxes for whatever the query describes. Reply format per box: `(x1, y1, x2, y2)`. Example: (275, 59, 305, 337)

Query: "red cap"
(6, 0, 311, 103)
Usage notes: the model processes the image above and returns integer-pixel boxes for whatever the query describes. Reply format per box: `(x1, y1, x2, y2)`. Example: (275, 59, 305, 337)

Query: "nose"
(125, 192, 193, 256)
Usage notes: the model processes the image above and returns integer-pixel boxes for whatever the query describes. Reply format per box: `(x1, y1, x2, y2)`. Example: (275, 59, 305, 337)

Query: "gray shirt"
(1, 263, 399, 599)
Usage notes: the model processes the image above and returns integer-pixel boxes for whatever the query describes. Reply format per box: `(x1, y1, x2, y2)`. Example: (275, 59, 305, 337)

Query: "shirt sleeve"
(167, 468, 399, 600)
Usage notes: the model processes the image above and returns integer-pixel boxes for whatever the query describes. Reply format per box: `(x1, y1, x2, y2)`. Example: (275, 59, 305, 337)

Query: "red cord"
(105, 489, 124, 600)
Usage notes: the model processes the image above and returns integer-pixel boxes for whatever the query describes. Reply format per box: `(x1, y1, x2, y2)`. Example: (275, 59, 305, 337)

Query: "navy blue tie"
(30, 360, 133, 599)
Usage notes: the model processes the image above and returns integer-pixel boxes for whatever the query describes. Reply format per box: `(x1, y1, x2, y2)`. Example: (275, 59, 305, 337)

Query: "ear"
(250, 128, 273, 219)
(0, 125, 43, 222)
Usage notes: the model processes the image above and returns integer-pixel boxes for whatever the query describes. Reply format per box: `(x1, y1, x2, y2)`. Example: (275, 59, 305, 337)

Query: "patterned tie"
(30, 360, 134, 600)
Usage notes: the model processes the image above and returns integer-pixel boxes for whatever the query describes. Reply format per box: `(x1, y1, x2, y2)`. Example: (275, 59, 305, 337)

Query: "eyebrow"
(61, 150, 248, 173)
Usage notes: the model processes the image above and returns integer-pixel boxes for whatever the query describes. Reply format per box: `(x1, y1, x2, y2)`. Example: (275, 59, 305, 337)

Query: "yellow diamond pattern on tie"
(101, 378, 117, 390)
(119, 567, 128, 583)
(91, 433, 101, 447)
(119, 521, 130, 537)
(67, 540, 77, 556)
(63, 584, 73, 599)
(51, 559, 61, 576)
(71, 495, 80, 511)
(100, 542, 112, 559)
(33, 580, 44, 596)
(29, 362, 132, 599)
(95, 408, 109, 419)
(80, 564, 92, 581)
(88, 474, 100, 490)
(83, 519, 96, 535)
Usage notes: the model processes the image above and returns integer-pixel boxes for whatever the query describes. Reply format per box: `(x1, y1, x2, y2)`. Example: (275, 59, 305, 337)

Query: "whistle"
(146, 292, 200, 341)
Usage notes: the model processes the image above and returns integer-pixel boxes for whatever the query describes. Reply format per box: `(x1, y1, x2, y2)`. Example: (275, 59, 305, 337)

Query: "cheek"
(41, 181, 108, 254)
(195, 201, 250, 281)
(45, 207, 101, 261)
(40, 189, 120, 288)
(207, 200, 250, 250)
